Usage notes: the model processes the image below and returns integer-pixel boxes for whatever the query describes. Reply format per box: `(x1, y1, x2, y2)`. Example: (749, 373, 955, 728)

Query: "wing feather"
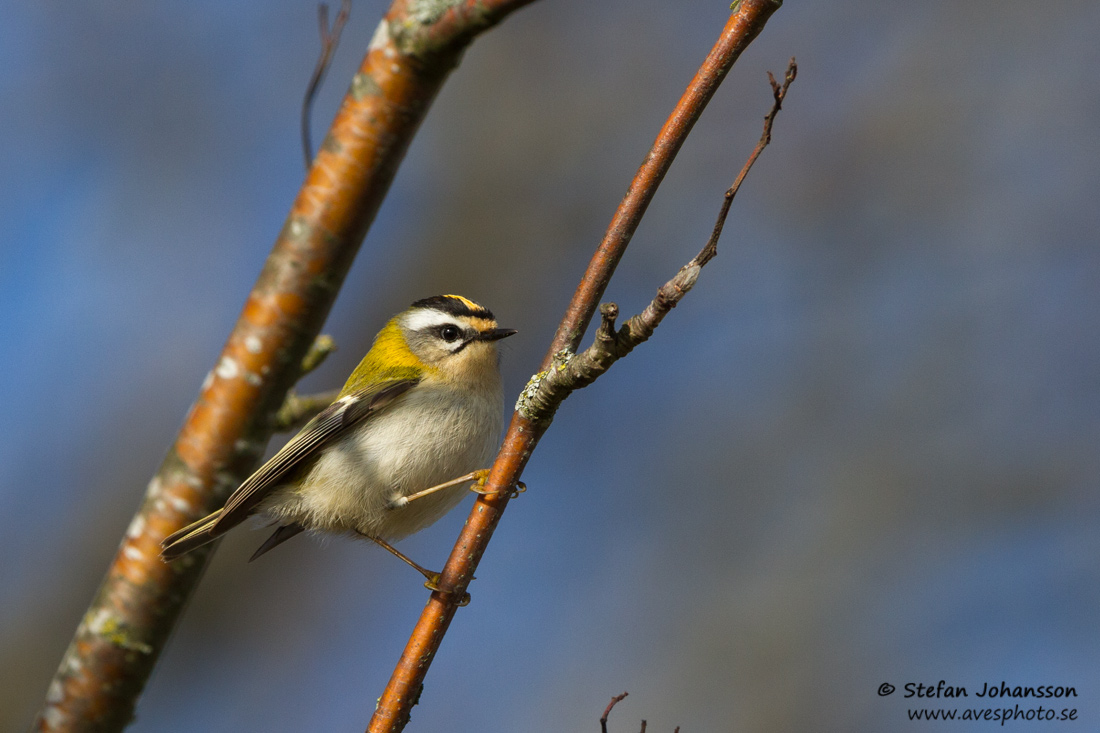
(160, 510, 223, 559)
(211, 377, 418, 533)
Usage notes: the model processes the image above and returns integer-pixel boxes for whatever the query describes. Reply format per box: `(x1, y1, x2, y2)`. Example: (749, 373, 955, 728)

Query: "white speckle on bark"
(64, 655, 83, 674)
(123, 545, 144, 562)
(46, 679, 65, 704)
(126, 515, 146, 539)
(88, 608, 114, 635)
(369, 19, 390, 51)
(244, 335, 263, 353)
(215, 356, 240, 380)
(41, 705, 65, 728)
(169, 495, 195, 513)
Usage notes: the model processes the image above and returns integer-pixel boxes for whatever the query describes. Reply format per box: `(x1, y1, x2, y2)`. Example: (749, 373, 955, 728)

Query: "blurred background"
(3, 1, 1098, 731)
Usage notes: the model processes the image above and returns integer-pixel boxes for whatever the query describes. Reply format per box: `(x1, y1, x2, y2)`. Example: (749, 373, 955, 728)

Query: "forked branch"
(517, 58, 797, 421)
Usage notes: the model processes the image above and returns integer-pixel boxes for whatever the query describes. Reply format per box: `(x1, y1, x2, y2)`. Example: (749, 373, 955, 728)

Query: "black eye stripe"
(451, 339, 472, 353)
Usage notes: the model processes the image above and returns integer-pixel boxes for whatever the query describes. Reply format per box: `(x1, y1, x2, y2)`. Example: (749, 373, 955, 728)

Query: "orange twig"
(366, 3, 783, 732)
(514, 48, 793, 417)
(34, 2, 537, 732)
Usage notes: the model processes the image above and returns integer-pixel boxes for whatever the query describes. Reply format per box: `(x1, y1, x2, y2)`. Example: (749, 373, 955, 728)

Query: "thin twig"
(303, 0, 352, 169)
(517, 57, 796, 422)
(538, 4, 780, 367)
(601, 692, 630, 733)
(270, 335, 337, 430)
(299, 333, 338, 374)
(272, 389, 340, 431)
(697, 56, 797, 267)
(600, 691, 680, 733)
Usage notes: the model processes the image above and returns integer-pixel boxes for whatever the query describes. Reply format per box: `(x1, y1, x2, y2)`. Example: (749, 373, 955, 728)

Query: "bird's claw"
(470, 476, 527, 500)
(423, 575, 471, 606)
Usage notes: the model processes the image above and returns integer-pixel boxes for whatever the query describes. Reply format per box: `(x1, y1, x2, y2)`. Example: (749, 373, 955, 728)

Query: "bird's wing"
(212, 377, 418, 532)
(160, 509, 224, 559)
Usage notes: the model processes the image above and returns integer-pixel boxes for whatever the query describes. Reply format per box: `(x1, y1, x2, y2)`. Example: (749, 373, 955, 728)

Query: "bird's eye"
(439, 325, 461, 342)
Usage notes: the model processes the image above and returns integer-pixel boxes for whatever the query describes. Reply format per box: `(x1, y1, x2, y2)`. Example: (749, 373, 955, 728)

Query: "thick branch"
(366, 4, 783, 732)
(34, 2, 537, 732)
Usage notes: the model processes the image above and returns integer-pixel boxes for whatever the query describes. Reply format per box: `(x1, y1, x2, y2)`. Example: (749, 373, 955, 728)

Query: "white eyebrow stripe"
(400, 309, 466, 333)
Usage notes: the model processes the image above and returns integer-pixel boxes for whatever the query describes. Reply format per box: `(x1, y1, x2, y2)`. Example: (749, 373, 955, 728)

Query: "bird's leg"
(357, 531, 438, 584)
(387, 470, 486, 508)
(387, 470, 525, 509)
(355, 532, 470, 605)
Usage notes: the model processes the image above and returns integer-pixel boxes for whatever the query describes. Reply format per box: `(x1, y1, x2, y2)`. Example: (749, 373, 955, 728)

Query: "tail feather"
(249, 524, 305, 562)
(161, 510, 223, 560)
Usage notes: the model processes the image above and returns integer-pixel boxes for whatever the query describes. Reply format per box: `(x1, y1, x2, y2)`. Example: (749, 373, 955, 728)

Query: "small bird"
(161, 295, 516, 581)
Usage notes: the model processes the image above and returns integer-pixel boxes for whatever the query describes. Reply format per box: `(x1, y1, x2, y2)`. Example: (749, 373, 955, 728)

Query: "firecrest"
(161, 295, 516, 580)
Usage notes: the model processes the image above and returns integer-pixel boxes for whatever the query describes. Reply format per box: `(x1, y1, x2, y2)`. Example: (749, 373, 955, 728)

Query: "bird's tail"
(248, 523, 305, 562)
(161, 510, 223, 560)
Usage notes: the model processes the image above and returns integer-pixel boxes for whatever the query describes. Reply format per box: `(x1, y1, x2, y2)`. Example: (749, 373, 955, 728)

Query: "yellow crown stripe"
(441, 294, 484, 313)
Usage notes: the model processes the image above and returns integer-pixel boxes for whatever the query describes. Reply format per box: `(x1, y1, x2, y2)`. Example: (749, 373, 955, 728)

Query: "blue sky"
(3, 1, 1099, 731)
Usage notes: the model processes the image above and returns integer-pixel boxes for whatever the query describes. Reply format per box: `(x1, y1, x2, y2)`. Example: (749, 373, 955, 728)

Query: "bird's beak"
(479, 328, 517, 342)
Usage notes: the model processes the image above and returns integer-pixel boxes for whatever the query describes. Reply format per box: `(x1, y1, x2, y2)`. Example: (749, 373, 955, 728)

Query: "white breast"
(265, 382, 503, 541)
